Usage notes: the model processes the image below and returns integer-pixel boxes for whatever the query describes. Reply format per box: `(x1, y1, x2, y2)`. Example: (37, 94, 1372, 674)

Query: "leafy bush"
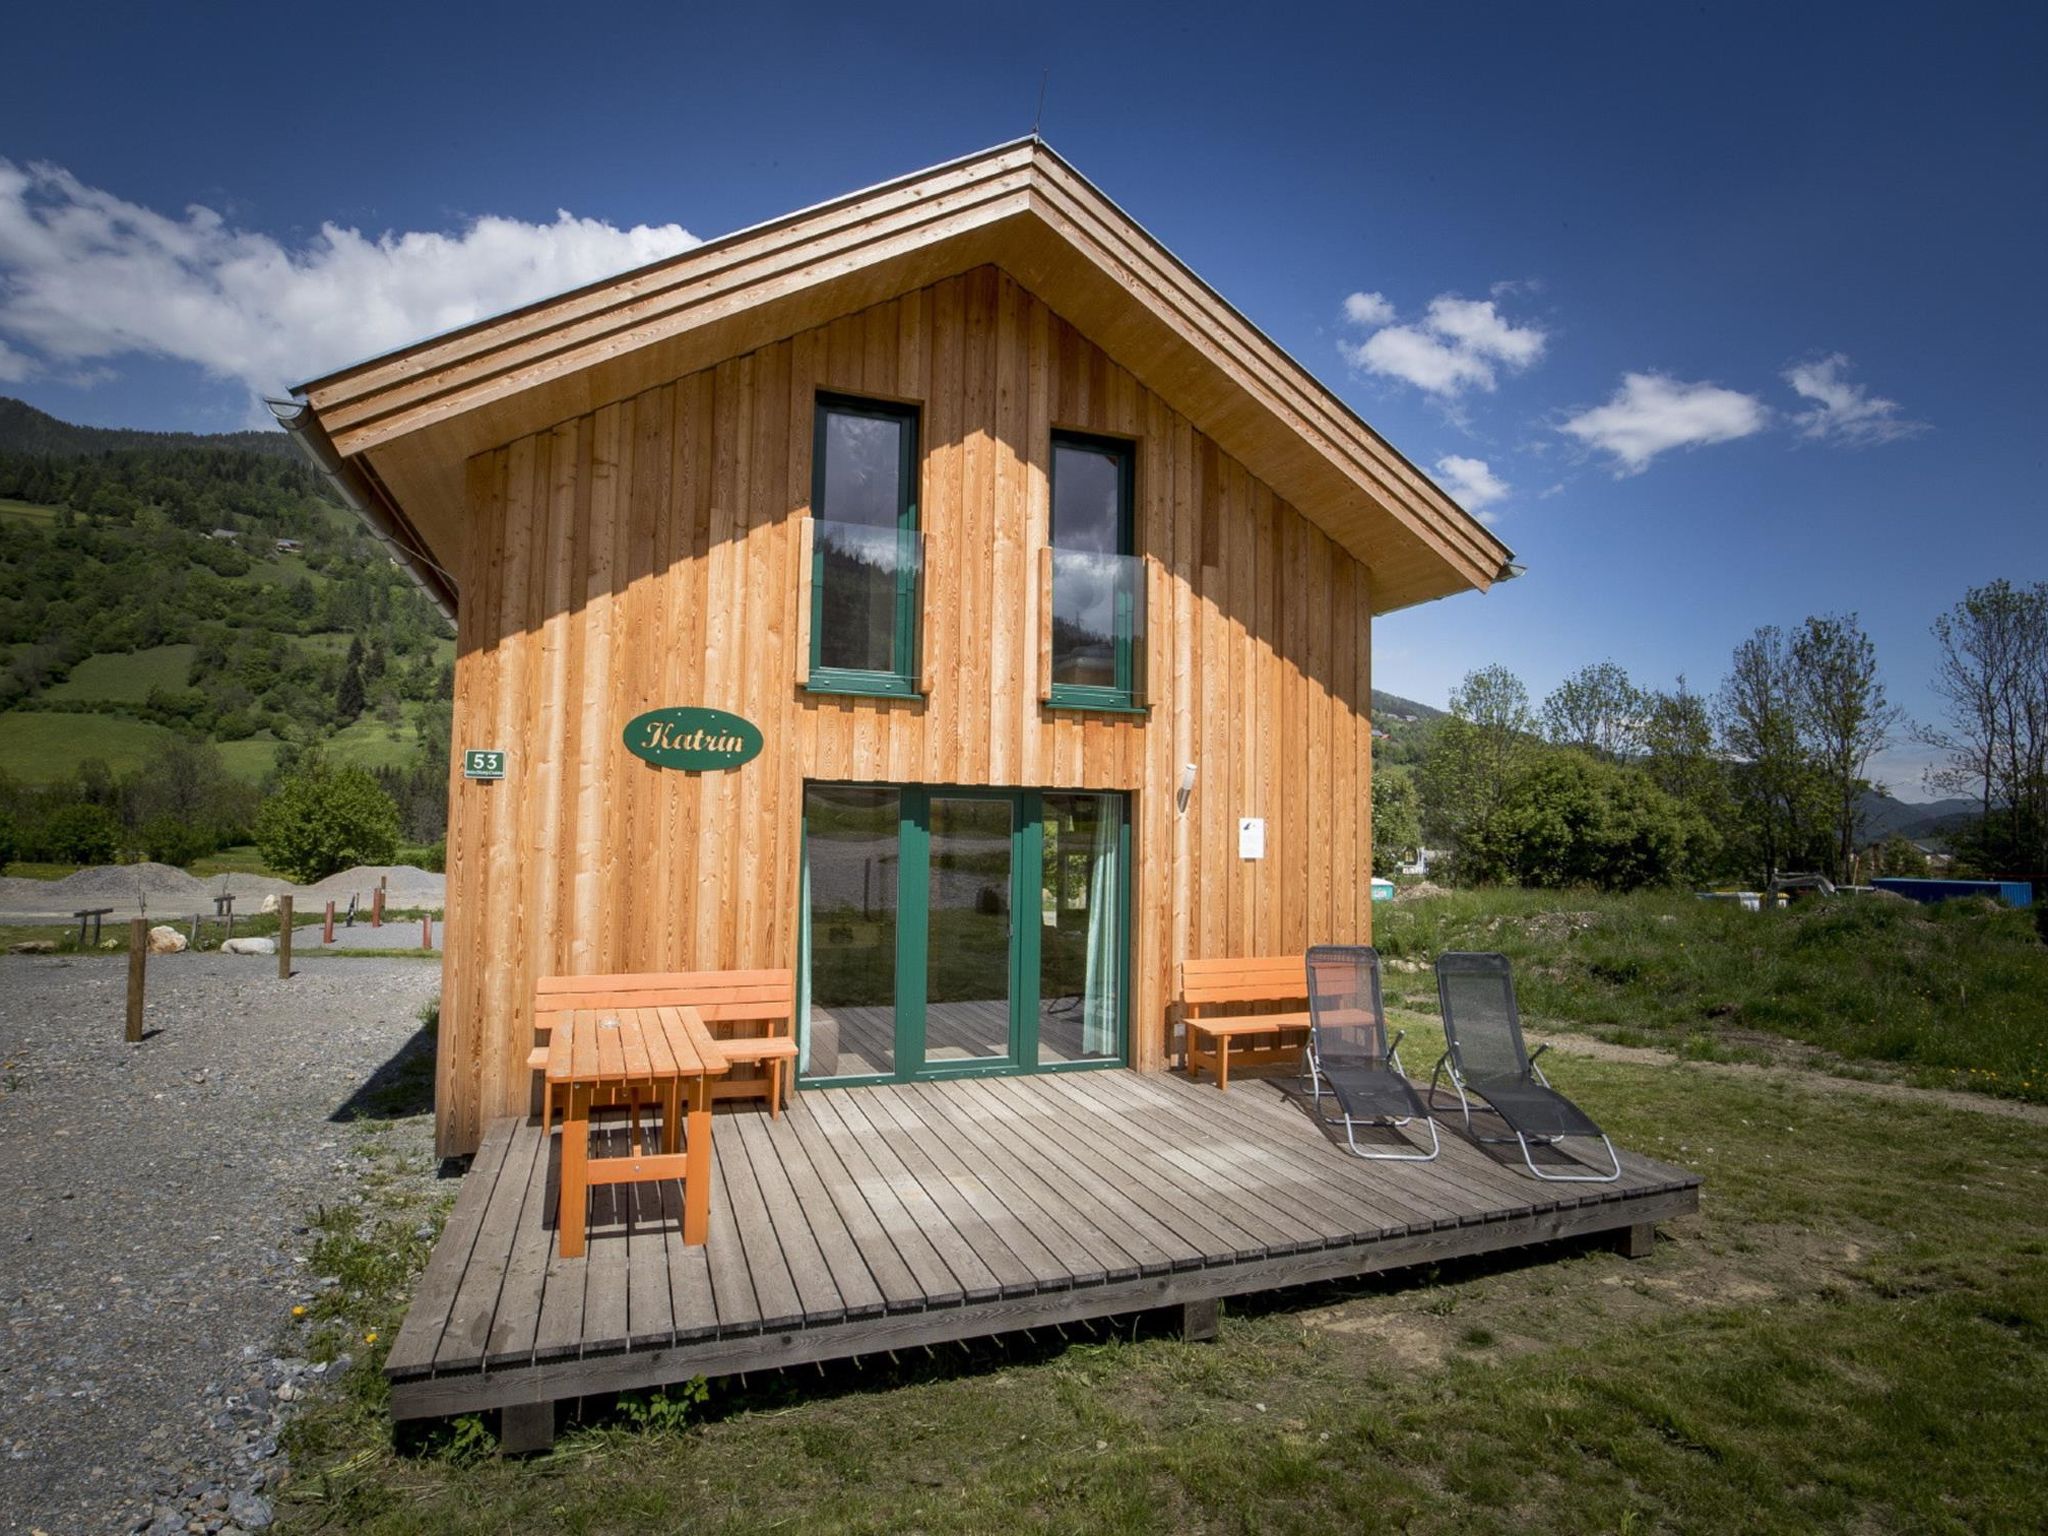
(255, 761, 401, 882)
(139, 812, 213, 868)
(395, 840, 446, 873)
(0, 809, 16, 871)
(38, 801, 122, 863)
(1460, 752, 1706, 891)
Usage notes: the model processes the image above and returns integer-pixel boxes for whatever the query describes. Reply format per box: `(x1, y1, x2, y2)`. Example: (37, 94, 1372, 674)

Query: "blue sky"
(4, 1, 2043, 798)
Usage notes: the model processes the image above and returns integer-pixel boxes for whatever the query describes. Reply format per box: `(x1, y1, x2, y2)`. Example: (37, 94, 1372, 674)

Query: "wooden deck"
(387, 1069, 1700, 1425)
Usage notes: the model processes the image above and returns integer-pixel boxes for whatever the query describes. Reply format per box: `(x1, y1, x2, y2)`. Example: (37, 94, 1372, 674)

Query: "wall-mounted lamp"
(1176, 762, 1197, 815)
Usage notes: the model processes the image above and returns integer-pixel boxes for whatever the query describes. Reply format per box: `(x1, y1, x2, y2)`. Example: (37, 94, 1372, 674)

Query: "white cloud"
(1559, 371, 1770, 475)
(1337, 290, 1547, 398)
(1784, 353, 1926, 445)
(1433, 454, 1510, 520)
(0, 159, 700, 400)
(1342, 290, 1395, 327)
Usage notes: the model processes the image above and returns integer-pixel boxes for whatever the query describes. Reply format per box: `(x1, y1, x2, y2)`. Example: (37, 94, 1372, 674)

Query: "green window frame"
(808, 393, 922, 698)
(798, 785, 1131, 1087)
(1047, 430, 1143, 713)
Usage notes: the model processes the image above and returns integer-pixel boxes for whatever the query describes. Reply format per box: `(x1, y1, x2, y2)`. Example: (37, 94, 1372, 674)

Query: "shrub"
(0, 809, 16, 872)
(1462, 751, 1704, 892)
(396, 839, 447, 873)
(38, 802, 123, 864)
(139, 813, 214, 868)
(255, 762, 401, 882)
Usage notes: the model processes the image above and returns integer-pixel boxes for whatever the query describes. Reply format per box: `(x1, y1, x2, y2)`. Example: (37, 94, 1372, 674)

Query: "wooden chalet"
(283, 142, 1693, 1439)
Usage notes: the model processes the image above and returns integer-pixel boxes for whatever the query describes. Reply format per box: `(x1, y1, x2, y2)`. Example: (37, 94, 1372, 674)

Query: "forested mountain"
(0, 396, 299, 460)
(0, 401, 454, 848)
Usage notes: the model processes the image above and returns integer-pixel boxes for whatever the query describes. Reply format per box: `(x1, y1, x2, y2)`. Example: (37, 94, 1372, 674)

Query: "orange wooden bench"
(1177, 955, 1312, 1091)
(530, 969, 799, 1126)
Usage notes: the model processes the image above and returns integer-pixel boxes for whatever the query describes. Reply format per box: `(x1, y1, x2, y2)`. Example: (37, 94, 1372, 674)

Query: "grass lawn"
(1373, 887, 2048, 1104)
(42, 642, 198, 702)
(327, 717, 421, 772)
(0, 496, 61, 525)
(0, 710, 177, 782)
(217, 733, 286, 783)
(275, 1033, 2048, 1534)
(188, 843, 281, 878)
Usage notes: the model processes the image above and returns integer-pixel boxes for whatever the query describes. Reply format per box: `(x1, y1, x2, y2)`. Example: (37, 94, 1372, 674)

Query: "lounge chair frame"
(1430, 952, 1620, 1183)
(1304, 946, 1440, 1161)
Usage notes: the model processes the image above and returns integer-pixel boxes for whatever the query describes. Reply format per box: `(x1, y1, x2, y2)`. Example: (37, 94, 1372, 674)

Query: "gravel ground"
(0, 953, 442, 1535)
(0, 865, 446, 925)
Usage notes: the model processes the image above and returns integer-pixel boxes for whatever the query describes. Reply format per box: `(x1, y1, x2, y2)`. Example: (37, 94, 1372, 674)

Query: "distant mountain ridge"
(1371, 689, 1444, 722)
(0, 396, 298, 461)
(1857, 788, 1979, 846)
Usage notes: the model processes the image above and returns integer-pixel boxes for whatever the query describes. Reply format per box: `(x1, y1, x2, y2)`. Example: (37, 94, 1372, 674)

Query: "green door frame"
(800, 783, 1130, 1089)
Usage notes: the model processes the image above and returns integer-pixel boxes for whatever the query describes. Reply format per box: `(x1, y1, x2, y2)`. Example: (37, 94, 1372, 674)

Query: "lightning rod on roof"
(1032, 68, 1049, 139)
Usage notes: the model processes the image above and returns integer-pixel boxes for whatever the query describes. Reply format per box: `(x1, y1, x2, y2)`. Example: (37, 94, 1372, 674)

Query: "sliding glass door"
(800, 785, 1127, 1085)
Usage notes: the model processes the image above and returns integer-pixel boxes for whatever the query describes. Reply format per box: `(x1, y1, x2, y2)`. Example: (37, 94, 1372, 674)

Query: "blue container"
(1870, 877, 2033, 909)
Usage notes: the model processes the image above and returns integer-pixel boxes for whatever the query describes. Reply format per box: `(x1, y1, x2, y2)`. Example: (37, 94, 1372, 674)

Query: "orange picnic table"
(546, 1004, 730, 1258)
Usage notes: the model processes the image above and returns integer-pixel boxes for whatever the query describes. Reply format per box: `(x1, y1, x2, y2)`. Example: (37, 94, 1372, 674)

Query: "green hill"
(0, 400, 453, 809)
(0, 395, 299, 460)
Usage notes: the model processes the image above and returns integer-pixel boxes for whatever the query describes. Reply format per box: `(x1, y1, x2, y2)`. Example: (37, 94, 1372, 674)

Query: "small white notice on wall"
(1238, 817, 1266, 860)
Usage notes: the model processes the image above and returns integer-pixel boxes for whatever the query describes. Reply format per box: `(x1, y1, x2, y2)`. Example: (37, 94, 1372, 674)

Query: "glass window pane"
(820, 409, 903, 528)
(1051, 440, 1123, 552)
(1049, 549, 1120, 690)
(805, 785, 899, 1078)
(816, 522, 900, 674)
(1038, 793, 1123, 1064)
(924, 797, 1014, 1064)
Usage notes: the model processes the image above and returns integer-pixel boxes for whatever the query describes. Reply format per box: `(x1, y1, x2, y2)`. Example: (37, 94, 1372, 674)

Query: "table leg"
(661, 1079, 681, 1156)
(682, 1076, 713, 1245)
(558, 1084, 591, 1260)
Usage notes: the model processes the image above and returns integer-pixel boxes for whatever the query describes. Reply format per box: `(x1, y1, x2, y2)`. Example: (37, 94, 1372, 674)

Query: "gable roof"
(283, 139, 1513, 619)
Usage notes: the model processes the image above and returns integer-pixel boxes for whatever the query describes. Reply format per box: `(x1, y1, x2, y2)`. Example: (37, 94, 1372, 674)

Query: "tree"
(336, 654, 367, 721)
(1415, 666, 1537, 878)
(254, 762, 401, 882)
(1541, 661, 1645, 760)
(1461, 751, 1702, 891)
(1718, 626, 1826, 884)
(40, 802, 122, 864)
(1790, 613, 1900, 882)
(1370, 766, 1422, 877)
(139, 813, 210, 869)
(1924, 580, 2048, 877)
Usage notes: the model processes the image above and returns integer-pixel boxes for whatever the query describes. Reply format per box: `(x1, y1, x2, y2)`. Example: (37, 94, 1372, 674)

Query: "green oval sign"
(623, 707, 763, 771)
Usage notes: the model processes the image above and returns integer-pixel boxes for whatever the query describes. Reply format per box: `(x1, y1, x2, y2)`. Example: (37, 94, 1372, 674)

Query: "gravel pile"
(0, 953, 441, 1536)
(0, 864, 445, 924)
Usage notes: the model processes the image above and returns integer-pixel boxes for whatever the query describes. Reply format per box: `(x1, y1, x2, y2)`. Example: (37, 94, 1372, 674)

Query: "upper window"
(809, 395, 922, 696)
(1048, 432, 1144, 710)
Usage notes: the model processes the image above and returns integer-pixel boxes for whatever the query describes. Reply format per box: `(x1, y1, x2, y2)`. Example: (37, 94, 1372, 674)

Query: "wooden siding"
(439, 266, 1377, 1158)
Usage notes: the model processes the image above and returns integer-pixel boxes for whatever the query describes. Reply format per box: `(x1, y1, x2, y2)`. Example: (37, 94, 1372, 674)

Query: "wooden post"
(323, 900, 335, 945)
(421, 912, 432, 948)
(277, 894, 293, 979)
(1179, 1297, 1220, 1342)
(1613, 1222, 1655, 1260)
(126, 917, 147, 1043)
(371, 887, 384, 927)
(500, 1400, 555, 1454)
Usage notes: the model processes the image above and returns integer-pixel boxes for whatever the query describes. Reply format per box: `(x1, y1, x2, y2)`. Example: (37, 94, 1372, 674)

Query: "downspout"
(266, 397, 459, 625)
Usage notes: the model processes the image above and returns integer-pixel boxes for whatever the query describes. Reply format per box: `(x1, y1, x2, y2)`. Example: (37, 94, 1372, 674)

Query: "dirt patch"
(1537, 1032, 2048, 1128)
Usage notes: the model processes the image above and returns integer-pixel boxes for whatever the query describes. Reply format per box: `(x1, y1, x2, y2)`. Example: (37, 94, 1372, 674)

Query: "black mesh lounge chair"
(1303, 945, 1439, 1161)
(1431, 951, 1620, 1182)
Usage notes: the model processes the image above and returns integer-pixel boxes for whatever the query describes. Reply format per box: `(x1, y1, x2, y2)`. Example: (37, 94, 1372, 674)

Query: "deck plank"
(714, 1115, 803, 1329)
(778, 1100, 928, 1311)
(828, 1088, 1037, 1296)
(386, 1117, 518, 1378)
(943, 1075, 1209, 1270)
(895, 1079, 1141, 1283)
(393, 1071, 1702, 1408)
(731, 1109, 851, 1324)
(480, 1120, 559, 1368)
(806, 1089, 996, 1302)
